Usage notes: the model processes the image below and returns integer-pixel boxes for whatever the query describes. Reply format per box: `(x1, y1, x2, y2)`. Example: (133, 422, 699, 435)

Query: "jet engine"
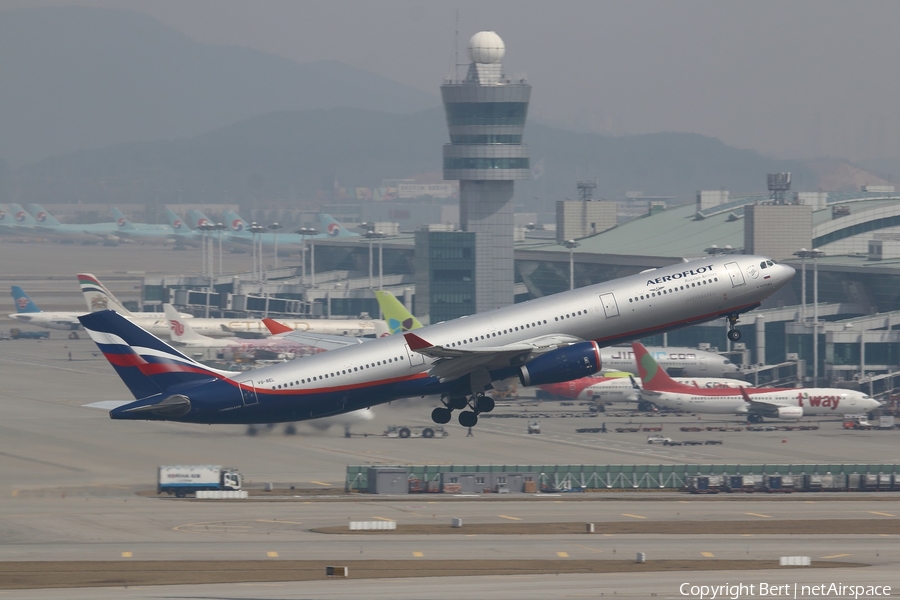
(776, 406, 803, 420)
(518, 341, 601, 387)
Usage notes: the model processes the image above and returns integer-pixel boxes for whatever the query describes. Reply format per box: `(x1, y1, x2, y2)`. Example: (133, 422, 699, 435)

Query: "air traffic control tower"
(441, 31, 530, 312)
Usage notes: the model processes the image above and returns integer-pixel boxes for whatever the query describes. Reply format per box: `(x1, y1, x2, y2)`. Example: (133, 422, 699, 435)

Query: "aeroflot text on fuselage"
(646, 266, 714, 286)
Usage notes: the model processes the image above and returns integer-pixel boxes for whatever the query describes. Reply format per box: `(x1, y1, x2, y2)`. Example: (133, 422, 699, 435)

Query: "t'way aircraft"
(632, 342, 880, 421)
(80, 255, 794, 428)
(540, 373, 747, 409)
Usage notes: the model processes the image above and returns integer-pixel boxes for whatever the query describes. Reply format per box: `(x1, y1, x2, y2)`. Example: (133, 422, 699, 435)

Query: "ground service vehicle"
(647, 434, 673, 444)
(383, 425, 447, 439)
(527, 421, 541, 434)
(158, 465, 242, 498)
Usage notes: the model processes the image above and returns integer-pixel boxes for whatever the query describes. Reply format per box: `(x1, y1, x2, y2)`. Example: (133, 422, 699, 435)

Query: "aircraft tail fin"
(163, 304, 212, 344)
(77, 273, 135, 316)
(375, 290, 422, 334)
(110, 207, 135, 230)
(262, 317, 293, 335)
(165, 209, 192, 234)
(78, 310, 227, 400)
(186, 209, 214, 230)
(27, 204, 62, 227)
(631, 342, 695, 393)
(222, 210, 250, 234)
(9, 203, 38, 227)
(317, 214, 359, 238)
(11, 286, 41, 313)
(0, 204, 10, 226)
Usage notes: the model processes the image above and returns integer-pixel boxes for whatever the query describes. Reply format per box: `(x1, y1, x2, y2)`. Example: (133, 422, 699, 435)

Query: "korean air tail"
(79, 310, 232, 402)
(0, 204, 11, 227)
(631, 342, 696, 393)
(11, 286, 41, 313)
(186, 209, 214, 230)
(9, 203, 38, 227)
(77, 273, 134, 316)
(316, 214, 359, 238)
(110, 207, 135, 230)
(375, 290, 422, 334)
(165, 209, 193, 235)
(222, 210, 250, 234)
(27, 204, 63, 227)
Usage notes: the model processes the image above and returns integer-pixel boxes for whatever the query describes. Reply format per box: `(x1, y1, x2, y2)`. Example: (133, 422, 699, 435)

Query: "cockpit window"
(767, 260, 775, 266)
(760, 262, 767, 269)
(723, 360, 732, 365)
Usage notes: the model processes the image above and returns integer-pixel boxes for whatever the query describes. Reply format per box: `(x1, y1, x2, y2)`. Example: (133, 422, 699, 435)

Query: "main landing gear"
(726, 313, 742, 342)
(431, 394, 495, 428)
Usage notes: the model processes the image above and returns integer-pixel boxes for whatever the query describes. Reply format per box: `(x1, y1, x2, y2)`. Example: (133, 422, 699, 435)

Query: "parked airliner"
(9, 286, 83, 332)
(632, 342, 880, 421)
(80, 255, 793, 428)
(540, 373, 747, 409)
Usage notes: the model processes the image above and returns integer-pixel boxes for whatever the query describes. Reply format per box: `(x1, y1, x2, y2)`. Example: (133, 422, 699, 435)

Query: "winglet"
(739, 387, 752, 402)
(262, 318, 293, 335)
(404, 332, 433, 351)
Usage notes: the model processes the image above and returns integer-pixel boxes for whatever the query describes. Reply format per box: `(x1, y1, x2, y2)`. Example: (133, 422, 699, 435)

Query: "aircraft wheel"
(458, 411, 478, 428)
(431, 407, 452, 424)
(246, 425, 258, 436)
(727, 329, 742, 342)
(175, 489, 186, 498)
(476, 396, 495, 413)
(447, 396, 468, 410)
(398, 427, 411, 438)
(637, 400, 654, 412)
(284, 424, 297, 435)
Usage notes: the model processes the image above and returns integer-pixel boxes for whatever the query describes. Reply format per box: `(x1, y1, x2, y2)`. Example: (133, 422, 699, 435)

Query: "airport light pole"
(269, 222, 282, 270)
(562, 239, 579, 290)
(358, 223, 376, 289)
(296, 227, 318, 285)
(793, 248, 810, 323)
(197, 222, 216, 317)
(214, 222, 226, 276)
(248, 222, 266, 282)
(794, 248, 825, 384)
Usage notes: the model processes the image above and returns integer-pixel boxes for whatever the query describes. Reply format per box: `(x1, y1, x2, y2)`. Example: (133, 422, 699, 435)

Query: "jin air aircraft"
(80, 255, 793, 428)
(632, 342, 880, 421)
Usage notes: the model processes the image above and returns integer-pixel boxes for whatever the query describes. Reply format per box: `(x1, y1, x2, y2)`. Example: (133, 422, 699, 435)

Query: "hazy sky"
(5, 0, 900, 163)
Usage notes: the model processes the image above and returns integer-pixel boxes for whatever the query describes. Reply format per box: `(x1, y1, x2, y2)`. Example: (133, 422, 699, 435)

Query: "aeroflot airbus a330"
(80, 255, 794, 429)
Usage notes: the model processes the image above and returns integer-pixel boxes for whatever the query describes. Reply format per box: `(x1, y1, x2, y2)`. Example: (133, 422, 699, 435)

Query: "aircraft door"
(405, 344, 425, 367)
(240, 381, 259, 406)
(600, 293, 619, 318)
(724, 262, 746, 287)
(699, 356, 708, 372)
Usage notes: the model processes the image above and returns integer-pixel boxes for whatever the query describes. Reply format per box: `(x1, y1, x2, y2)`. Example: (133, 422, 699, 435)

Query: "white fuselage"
(601, 346, 738, 377)
(651, 388, 880, 415)
(9, 311, 84, 331)
(237, 256, 793, 404)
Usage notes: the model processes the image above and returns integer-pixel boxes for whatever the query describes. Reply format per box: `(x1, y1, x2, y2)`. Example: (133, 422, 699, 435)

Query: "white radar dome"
(468, 31, 505, 64)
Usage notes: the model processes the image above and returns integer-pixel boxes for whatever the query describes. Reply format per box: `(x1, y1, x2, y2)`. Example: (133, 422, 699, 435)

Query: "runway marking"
(745, 512, 771, 518)
(741, 534, 754, 537)
(821, 553, 851, 559)
(869, 511, 896, 517)
(557, 552, 569, 558)
(498, 515, 521, 521)
(257, 519, 303, 525)
(701, 552, 714, 557)
(373, 516, 395, 522)
(679, 500, 689, 504)
(621, 513, 646, 519)
(121, 552, 132, 558)
(413, 551, 423, 557)
(310, 481, 330, 487)
(267, 551, 278, 558)
(573, 544, 603, 553)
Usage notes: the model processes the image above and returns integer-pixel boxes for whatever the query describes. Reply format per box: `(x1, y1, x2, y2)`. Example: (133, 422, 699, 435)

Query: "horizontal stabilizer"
(82, 400, 131, 410)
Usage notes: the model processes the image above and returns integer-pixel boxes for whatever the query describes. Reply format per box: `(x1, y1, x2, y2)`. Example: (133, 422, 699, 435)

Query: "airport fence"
(345, 463, 900, 493)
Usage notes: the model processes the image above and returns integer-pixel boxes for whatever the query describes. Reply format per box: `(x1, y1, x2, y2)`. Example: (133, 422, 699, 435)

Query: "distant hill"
(0, 6, 439, 167)
(10, 105, 859, 211)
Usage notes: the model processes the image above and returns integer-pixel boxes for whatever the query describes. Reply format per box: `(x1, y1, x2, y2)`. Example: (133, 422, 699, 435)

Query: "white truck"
(158, 465, 243, 498)
(383, 425, 448, 439)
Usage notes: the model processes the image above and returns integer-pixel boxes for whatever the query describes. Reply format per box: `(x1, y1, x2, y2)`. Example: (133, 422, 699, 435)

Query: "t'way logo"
(797, 392, 841, 410)
(169, 320, 184, 336)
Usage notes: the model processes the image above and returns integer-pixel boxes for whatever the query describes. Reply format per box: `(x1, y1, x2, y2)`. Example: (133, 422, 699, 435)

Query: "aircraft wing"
(277, 330, 370, 351)
(404, 332, 584, 382)
(738, 387, 791, 412)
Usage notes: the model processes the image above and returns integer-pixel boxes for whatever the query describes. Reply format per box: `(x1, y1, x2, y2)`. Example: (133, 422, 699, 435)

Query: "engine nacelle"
(518, 341, 602, 387)
(776, 405, 803, 420)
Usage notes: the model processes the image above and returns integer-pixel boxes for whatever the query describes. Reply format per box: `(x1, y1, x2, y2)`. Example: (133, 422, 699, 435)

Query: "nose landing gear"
(726, 313, 742, 342)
